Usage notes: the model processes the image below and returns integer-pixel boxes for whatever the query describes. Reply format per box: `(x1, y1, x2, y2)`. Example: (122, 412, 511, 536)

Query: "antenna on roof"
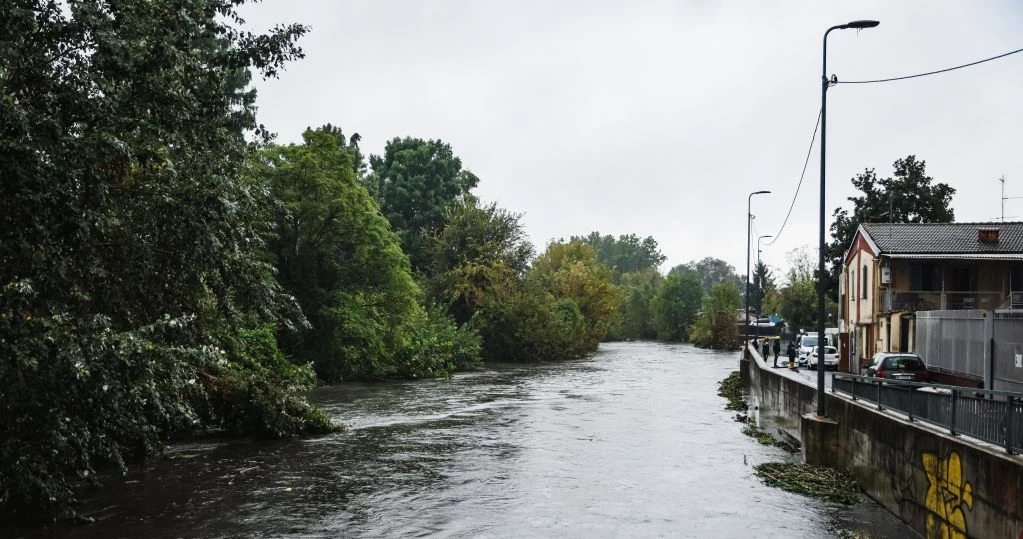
(1002, 176, 1023, 224)
(1001, 176, 1006, 223)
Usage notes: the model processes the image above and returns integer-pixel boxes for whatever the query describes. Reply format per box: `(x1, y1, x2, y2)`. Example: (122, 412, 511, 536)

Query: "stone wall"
(745, 347, 1023, 539)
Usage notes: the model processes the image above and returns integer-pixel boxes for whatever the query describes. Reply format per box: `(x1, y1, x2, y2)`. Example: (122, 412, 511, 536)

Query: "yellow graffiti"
(923, 450, 973, 539)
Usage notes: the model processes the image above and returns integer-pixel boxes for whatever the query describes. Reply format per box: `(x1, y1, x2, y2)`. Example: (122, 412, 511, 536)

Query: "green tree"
(249, 129, 479, 381)
(364, 137, 479, 272)
(651, 267, 705, 341)
(826, 155, 955, 296)
(777, 247, 837, 332)
(685, 258, 743, 297)
(690, 282, 742, 350)
(572, 232, 666, 282)
(608, 268, 665, 340)
(529, 241, 624, 348)
(750, 260, 775, 315)
(0, 0, 322, 519)
(426, 196, 534, 325)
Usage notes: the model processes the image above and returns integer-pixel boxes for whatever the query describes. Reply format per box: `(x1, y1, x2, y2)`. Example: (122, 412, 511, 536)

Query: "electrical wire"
(838, 46, 1023, 85)
(765, 108, 821, 246)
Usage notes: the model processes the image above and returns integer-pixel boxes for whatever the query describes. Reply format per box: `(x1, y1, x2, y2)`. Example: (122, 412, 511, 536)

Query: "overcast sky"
(237, 1, 1023, 280)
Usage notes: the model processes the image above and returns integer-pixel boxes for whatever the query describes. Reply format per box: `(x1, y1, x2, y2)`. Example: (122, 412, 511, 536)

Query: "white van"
(797, 333, 821, 366)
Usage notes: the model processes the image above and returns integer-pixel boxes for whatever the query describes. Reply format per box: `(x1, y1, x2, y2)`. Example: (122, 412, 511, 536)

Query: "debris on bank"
(753, 462, 862, 505)
(741, 418, 798, 453)
(717, 371, 746, 411)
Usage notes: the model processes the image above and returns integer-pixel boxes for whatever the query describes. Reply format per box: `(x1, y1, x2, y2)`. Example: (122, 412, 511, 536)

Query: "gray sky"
(238, 1, 1023, 280)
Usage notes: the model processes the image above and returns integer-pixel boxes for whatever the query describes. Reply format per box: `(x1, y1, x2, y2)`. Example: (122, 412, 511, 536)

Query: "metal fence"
(993, 311, 1023, 393)
(832, 374, 1023, 454)
(915, 310, 987, 379)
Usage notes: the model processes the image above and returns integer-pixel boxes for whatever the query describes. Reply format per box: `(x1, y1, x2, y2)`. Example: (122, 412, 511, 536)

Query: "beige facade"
(838, 224, 1023, 370)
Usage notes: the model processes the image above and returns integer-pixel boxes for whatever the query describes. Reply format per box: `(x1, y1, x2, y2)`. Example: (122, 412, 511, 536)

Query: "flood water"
(11, 341, 918, 538)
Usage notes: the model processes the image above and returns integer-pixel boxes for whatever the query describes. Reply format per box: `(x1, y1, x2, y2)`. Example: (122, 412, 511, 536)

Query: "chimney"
(978, 228, 1000, 243)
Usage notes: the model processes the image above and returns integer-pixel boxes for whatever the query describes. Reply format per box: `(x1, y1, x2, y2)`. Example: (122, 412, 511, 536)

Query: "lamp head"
(844, 20, 879, 29)
(753, 190, 771, 195)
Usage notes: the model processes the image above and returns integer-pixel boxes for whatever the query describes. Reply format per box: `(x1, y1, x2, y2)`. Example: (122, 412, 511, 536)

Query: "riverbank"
(7, 342, 917, 539)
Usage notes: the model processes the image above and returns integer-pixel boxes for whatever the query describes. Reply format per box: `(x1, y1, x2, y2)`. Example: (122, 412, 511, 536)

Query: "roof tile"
(861, 222, 1023, 254)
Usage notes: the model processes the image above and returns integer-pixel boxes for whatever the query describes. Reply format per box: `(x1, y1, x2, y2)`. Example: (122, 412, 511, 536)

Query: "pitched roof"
(860, 222, 1023, 255)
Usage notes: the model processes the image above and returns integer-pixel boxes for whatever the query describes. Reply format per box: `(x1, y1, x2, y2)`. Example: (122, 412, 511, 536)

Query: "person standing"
(786, 341, 797, 370)
(762, 338, 770, 360)
(772, 337, 781, 367)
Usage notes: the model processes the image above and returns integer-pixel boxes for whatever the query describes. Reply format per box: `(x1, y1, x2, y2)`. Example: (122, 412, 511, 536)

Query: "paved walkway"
(745, 341, 833, 390)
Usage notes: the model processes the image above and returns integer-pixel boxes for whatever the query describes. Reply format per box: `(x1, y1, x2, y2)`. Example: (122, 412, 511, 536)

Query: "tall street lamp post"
(745, 190, 770, 347)
(755, 234, 773, 339)
(817, 19, 879, 417)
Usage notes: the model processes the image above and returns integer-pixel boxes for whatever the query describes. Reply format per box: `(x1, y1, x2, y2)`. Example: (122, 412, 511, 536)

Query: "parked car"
(864, 352, 928, 382)
(797, 334, 820, 366)
(807, 346, 839, 370)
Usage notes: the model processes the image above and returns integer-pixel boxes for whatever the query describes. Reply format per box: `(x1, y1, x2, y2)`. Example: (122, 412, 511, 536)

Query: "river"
(12, 341, 918, 538)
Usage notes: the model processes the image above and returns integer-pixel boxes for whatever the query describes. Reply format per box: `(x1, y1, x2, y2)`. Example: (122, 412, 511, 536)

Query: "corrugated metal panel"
(915, 310, 986, 378)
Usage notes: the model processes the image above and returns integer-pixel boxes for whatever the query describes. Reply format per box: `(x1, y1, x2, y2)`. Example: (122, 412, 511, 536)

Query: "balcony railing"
(883, 291, 1006, 312)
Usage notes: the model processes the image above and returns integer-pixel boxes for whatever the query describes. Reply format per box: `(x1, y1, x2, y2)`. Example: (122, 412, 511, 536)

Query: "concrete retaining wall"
(745, 346, 1023, 539)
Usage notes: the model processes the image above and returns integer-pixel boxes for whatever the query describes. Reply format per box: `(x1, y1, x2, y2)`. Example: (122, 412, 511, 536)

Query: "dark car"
(864, 352, 928, 382)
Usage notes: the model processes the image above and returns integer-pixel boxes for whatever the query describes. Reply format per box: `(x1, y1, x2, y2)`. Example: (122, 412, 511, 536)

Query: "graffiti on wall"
(923, 450, 973, 539)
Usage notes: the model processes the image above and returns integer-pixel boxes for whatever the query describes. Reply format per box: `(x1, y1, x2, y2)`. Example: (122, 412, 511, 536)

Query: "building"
(839, 222, 1023, 368)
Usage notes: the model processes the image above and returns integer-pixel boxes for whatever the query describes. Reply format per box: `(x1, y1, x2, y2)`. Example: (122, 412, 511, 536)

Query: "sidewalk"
(746, 340, 833, 390)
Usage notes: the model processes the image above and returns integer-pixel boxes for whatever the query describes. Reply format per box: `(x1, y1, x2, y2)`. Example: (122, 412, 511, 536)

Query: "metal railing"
(832, 374, 1023, 454)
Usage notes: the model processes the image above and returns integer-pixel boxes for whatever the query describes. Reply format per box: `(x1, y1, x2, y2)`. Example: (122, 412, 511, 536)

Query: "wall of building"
(746, 353, 1023, 539)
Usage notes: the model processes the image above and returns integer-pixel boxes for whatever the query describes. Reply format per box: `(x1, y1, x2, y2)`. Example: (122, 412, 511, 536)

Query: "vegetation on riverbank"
(717, 371, 746, 411)
(753, 462, 862, 505)
(718, 370, 859, 506)
(0, 0, 626, 521)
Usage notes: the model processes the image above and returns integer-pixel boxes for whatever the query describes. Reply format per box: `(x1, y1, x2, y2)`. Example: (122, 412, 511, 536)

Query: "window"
(851, 268, 856, 302)
(862, 264, 868, 299)
(909, 264, 939, 291)
(947, 267, 974, 291)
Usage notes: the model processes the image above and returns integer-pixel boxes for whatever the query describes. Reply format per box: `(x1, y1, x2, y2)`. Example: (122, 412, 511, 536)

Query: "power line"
(838, 46, 1023, 85)
(766, 108, 821, 246)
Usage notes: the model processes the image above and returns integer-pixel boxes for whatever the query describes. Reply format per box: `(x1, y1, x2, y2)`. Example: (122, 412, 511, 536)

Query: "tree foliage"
(607, 268, 664, 340)
(651, 267, 705, 341)
(826, 155, 955, 295)
(249, 129, 480, 381)
(364, 137, 479, 272)
(684, 258, 743, 297)
(571, 232, 666, 282)
(690, 282, 741, 350)
(426, 196, 533, 325)
(529, 241, 624, 347)
(750, 261, 775, 315)
(0, 0, 328, 519)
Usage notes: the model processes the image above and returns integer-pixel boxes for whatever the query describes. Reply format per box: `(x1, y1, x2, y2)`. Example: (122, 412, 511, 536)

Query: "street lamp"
(745, 190, 770, 347)
(757, 234, 773, 268)
(817, 19, 879, 417)
(755, 234, 773, 339)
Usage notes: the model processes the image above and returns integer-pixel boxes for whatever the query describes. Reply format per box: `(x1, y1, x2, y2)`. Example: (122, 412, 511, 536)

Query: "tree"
(364, 137, 479, 272)
(690, 282, 742, 350)
(684, 258, 743, 297)
(426, 196, 534, 325)
(826, 155, 955, 296)
(776, 247, 837, 332)
(529, 241, 624, 348)
(651, 267, 705, 341)
(0, 0, 321, 519)
(608, 268, 665, 340)
(250, 129, 480, 381)
(572, 232, 666, 282)
(750, 261, 775, 315)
